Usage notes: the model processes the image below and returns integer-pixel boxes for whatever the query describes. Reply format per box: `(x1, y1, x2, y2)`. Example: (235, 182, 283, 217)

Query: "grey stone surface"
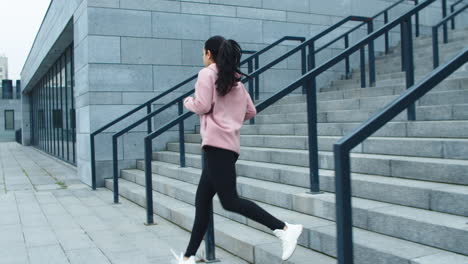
(237, 6, 286, 21)
(152, 12, 210, 40)
(121, 37, 182, 65)
(120, 0, 181, 12)
(88, 35, 121, 64)
(181, 2, 237, 17)
(211, 16, 263, 43)
(88, 64, 153, 92)
(210, 0, 262, 8)
(88, 0, 119, 8)
(28, 244, 70, 264)
(263, 0, 309, 12)
(66, 247, 111, 264)
(88, 7, 152, 37)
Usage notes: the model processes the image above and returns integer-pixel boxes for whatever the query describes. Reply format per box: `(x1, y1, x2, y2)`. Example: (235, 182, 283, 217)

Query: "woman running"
(171, 35, 303, 264)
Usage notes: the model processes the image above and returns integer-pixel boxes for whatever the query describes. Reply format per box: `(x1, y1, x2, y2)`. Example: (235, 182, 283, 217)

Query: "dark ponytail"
(204, 36, 253, 97)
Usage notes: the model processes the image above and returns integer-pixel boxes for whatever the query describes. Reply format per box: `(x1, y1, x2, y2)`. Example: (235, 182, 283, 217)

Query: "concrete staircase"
(106, 28, 468, 264)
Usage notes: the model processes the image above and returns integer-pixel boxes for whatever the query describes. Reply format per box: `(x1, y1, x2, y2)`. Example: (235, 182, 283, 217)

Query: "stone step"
(375, 40, 468, 63)
(324, 68, 468, 91)
(393, 28, 468, 50)
(117, 168, 468, 258)
(194, 120, 468, 139)
(294, 76, 468, 100)
(182, 133, 468, 160)
(254, 103, 468, 123)
(106, 178, 336, 264)
(137, 159, 468, 217)
(261, 90, 468, 114)
(155, 145, 468, 185)
(331, 66, 468, 89)
(356, 50, 468, 77)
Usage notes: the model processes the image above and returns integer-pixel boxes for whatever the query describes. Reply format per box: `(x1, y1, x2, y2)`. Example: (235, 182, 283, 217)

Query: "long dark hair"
(204, 36, 253, 96)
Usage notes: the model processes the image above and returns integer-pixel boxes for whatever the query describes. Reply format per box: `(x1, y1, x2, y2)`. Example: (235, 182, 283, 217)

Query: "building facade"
(0, 55, 8, 81)
(0, 79, 22, 142)
(20, 0, 462, 187)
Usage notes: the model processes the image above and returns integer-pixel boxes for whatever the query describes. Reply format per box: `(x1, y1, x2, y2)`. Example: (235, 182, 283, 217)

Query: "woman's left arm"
(184, 68, 214, 115)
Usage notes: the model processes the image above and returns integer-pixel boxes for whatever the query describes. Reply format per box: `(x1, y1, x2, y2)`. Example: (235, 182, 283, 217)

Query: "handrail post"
(90, 134, 97, 190)
(144, 137, 154, 224)
(203, 149, 218, 262)
(414, 0, 420, 37)
(112, 135, 119, 203)
(384, 11, 389, 54)
(248, 60, 255, 125)
(334, 144, 354, 264)
(178, 99, 186, 168)
(306, 42, 320, 194)
(442, 0, 448, 43)
(433, 27, 440, 68)
(450, 4, 455, 30)
(147, 104, 152, 134)
(301, 46, 307, 94)
(367, 19, 376, 87)
(254, 56, 260, 100)
(360, 48, 366, 88)
(403, 18, 416, 120)
(344, 34, 351, 79)
(400, 22, 406, 72)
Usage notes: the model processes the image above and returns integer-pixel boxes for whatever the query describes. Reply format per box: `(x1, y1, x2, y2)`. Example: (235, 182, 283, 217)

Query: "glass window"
(5, 110, 14, 130)
(30, 44, 75, 165)
(53, 109, 63, 128)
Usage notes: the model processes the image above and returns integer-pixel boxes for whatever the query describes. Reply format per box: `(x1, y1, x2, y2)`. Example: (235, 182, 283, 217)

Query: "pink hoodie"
(183, 63, 257, 155)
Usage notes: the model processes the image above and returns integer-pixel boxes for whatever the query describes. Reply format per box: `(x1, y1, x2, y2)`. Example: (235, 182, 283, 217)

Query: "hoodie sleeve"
(244, 89, 257, 121)
(184, 68, 215, 115)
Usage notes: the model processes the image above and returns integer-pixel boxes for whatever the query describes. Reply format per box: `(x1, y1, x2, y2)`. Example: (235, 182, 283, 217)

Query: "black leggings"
(184, 145, 285, 258)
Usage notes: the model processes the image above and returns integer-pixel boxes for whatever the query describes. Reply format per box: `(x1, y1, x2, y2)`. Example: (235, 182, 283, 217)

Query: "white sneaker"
(273, 222, 303, 260)
(170, 248, 196, 264)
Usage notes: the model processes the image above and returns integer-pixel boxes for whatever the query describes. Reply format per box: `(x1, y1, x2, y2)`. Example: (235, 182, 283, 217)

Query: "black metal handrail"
(103, 0, 420, 203)
(315, 0, 419, 60)
(142, 2, 446, 264)
(140, 0, 438, 224)
(432, 3, 468, 68)
(450, 0, 466, 29)
(109, 14, 396, 205)
(139, 15, 373, 221)
(134, 16, 371, 209)
(90, 36, 305, 190)
(334, 47, 467, 264)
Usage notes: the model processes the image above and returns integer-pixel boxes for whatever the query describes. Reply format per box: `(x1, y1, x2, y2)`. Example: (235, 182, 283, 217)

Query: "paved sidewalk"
(0, 142, 247, 264)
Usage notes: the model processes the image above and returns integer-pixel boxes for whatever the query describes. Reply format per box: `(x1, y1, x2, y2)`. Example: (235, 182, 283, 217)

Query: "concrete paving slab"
(0, 140, 286, 264)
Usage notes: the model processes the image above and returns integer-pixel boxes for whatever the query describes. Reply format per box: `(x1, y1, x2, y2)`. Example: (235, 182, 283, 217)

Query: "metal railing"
(108, 13, 395, 205)
(90, 36, 306, 191)
(450, 0, 466, 29)
(96, 0, 422, 201)
(104, 37, 307, 203)
(138, 14, 375, 214)
(141, 1, 450, 263)
(433, 2, 468, 68)
(334, 47, 467, 264)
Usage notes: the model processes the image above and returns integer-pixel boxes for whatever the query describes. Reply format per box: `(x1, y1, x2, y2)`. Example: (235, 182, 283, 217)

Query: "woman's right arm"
(244, 90, 257, 121)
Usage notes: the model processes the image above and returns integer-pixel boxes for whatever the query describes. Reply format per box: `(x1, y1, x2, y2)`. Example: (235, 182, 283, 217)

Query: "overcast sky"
(0, 0, 51, 81)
